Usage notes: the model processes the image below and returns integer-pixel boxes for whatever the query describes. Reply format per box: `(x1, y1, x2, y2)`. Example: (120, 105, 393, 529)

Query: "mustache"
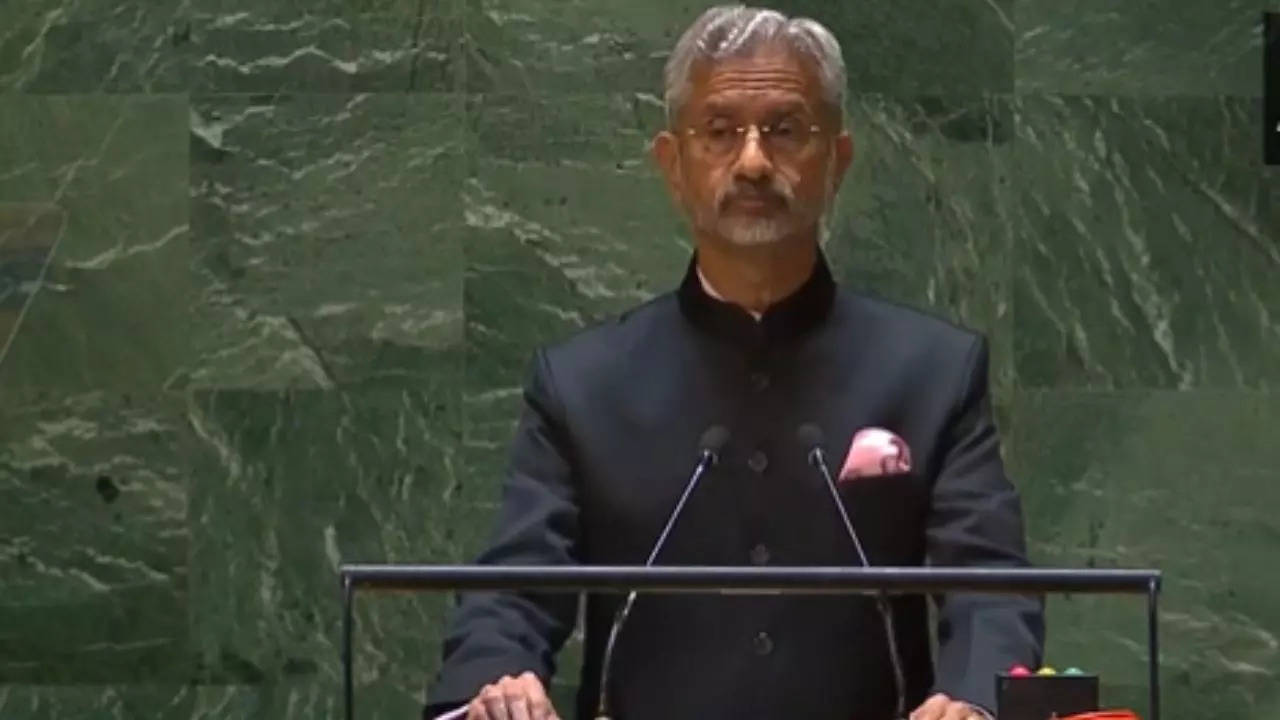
(716, 178, 795, 210)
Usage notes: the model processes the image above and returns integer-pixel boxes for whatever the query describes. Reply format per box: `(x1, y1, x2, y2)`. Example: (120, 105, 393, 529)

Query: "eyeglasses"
(683, 117, 825, 160)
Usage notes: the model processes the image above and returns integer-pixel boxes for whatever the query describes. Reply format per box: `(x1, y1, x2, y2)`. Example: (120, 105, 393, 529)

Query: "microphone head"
(699, 425, 730, 454)
(796, 422, 824, 450)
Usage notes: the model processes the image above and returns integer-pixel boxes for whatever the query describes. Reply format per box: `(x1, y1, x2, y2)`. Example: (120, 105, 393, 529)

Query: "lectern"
(338, 565, 1161, 720)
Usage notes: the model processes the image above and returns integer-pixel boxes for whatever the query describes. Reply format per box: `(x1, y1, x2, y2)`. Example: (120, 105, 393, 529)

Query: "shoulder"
(829, 291, 995, 425)
(534, 291, 679, 384)
(835, 289, 986, 357)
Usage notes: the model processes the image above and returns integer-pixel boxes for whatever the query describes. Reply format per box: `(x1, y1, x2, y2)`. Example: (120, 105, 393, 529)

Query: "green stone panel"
(177, 11, 463, 93)
(187, 93, 465, 390)
(0, 3, 462, 93)
(0, 204, 63, 368)
(0, 680, 436, 720)
(1012, 95, 1276, 389)
(187, 0, 428, 13)
(0, 685, 195, 719)
(1015, 0, 1264, 96)
(1009, 390, 1280, 718)
(0, 393, 197, 683)
(830, 94, 1016, 418)
(0, 0, 182, 92)
(0, 95, 191, 399)
(186, 381, 462, 711)
(465, 0, 1013, 95)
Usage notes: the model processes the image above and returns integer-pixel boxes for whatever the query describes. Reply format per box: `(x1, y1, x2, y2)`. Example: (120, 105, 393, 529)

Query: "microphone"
(797, 423, 907, 720)
(594, 424, 730, 720)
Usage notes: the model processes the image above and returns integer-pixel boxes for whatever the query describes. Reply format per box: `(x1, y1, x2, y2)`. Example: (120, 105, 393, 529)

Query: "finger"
(517, 672, 554, 720)
(940, 702, 973, 720)
(466, 697, 490, 720)
(480, 685, 511, 720)
(507, 694, 533, 720)
(909, 693, 951, 720)
(482, 698, 511, 720)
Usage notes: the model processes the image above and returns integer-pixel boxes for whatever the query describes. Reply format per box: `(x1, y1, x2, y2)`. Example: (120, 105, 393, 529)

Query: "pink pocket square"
(838, 427, 912, 482)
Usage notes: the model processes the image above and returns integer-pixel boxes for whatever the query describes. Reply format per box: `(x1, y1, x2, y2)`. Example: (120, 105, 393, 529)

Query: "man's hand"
(465, 671, 560, 720)
(908, 693, 990, 720)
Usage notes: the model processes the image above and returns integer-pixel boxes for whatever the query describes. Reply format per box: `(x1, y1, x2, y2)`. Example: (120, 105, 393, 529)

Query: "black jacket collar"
(676, 250, 837, 350)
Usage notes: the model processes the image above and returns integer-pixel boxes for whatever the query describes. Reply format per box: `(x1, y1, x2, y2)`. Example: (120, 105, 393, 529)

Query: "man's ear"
(651, 130, 684, 200)
(830, 130, 854, 195)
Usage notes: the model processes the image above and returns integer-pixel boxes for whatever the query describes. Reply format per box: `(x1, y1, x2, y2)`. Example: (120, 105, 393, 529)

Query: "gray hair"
(663, 5, 847, 126)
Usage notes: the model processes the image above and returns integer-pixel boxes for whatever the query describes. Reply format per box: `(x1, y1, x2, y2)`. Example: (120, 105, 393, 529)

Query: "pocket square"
(839, 427, 912, 482)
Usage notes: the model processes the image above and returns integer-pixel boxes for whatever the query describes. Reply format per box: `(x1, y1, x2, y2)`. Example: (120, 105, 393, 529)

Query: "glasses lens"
(764, 118, 809, 156)
(703, 118, 736, 156)
(691, 118, 819, 158)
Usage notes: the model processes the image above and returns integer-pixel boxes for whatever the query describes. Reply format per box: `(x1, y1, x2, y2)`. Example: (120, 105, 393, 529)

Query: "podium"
(338, 565, 1162, 720)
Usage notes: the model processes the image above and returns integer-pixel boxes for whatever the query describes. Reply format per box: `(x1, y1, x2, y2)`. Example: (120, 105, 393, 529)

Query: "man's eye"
(705, 122, 733, 139)
(771, 119, 798, 137)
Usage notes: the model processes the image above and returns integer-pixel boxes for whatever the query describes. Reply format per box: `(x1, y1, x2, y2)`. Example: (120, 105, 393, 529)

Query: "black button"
(749, 372, 770, 392)
(749, 543, 770, 566)
(747, 450, 768, 473)
(753, 631, 774, 656)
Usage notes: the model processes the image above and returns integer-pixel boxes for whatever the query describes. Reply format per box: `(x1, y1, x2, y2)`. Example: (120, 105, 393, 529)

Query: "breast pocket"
(836, 472, 928, 566)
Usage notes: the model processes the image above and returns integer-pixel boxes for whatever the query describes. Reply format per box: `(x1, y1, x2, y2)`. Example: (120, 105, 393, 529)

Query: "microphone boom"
(594, 425, 730, 720)
(797, 423, 907, 720)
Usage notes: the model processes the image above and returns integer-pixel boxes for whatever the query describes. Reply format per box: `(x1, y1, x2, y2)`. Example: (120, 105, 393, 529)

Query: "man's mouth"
(724, 193, 786, 212)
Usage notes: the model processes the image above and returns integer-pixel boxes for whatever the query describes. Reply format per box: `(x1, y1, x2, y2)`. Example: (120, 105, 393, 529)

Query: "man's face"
(654, 46, 853, 248)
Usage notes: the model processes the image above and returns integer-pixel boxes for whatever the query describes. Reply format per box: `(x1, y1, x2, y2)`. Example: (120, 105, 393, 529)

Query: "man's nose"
(732, 126, 773, 181)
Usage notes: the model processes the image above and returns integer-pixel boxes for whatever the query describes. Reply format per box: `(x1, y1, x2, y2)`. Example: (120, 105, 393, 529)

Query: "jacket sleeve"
(926, 336, 1045, 711)
(423, 348, 581, 717)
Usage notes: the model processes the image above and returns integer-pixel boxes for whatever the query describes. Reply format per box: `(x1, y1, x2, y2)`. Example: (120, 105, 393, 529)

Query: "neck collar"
(677, 250, 837, 349)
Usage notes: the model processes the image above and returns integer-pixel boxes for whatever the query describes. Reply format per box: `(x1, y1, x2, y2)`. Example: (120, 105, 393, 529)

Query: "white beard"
(683, 151, 840, 248)
(715, 214, 793, 246)
(706, 168, 838, 248)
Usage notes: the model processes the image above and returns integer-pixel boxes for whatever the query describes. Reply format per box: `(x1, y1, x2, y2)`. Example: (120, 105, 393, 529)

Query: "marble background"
(1, 0, 1277, 718)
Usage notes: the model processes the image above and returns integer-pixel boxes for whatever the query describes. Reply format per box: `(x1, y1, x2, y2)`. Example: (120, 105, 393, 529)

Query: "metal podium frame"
(338, 565, 1162, 720)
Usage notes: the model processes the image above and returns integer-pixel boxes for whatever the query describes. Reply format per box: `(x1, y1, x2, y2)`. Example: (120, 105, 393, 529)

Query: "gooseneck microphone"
(594, 425, 730, 720)
(797, 423, 907, 720)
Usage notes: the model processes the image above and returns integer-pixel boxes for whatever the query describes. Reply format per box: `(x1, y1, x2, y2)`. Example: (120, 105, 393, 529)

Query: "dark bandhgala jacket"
(425, 254, 1044, 719)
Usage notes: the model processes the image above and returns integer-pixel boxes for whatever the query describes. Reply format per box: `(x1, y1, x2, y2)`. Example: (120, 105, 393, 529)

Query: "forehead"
(685, 47, 822, 114)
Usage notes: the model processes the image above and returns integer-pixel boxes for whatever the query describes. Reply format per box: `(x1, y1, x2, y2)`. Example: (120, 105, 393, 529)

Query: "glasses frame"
(682, 119, 826, 161)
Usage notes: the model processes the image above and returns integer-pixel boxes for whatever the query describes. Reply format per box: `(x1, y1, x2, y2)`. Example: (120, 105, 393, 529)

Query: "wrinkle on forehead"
(688, 50, 822, 111)
(705, 70, 809, 95)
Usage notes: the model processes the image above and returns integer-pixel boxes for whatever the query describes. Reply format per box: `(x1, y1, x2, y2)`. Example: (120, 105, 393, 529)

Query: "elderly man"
(424, 5, 1043, 720)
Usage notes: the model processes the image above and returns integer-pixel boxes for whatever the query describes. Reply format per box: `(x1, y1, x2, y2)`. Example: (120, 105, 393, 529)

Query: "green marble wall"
(0, 1, 1276, 718)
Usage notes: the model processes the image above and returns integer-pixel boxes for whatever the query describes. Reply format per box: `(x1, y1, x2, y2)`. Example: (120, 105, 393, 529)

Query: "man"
(425, 5, 1043, 719)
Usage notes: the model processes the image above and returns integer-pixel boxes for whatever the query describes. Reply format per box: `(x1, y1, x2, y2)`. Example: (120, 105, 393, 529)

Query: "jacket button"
(749, 372, 770, 392)
(753, 631, 774, 656)
(749, 543, 770, 566)
(747, 450, 768, 473)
